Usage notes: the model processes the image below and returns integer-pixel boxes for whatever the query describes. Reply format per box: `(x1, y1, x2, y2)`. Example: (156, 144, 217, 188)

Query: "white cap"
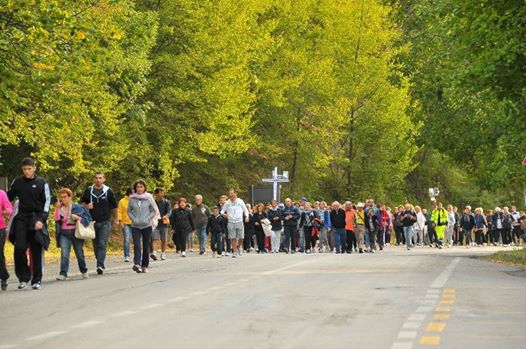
(357, 202, 365, 208)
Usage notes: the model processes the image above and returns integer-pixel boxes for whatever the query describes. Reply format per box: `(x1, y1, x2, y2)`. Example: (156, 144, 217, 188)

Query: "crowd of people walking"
(1, 158, 526, 291)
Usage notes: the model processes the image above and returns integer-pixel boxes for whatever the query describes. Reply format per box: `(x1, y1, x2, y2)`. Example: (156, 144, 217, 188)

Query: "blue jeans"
(211, 231, 224, 254)
(197, 225, 207, 253)
(93, 221, 111, 269)
(403, 226, 414, 248)
(59, 229, 87, 276)
(333, 228, 346, 253)
(132, 226, 152, 268)
(123, 224, 132, 258)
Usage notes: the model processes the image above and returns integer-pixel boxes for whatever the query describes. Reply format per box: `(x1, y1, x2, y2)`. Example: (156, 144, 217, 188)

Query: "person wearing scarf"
(127, 180, 160, 273)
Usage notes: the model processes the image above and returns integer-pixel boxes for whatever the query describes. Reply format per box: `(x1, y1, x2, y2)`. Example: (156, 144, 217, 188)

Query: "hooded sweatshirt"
(127, 192, 160, 229)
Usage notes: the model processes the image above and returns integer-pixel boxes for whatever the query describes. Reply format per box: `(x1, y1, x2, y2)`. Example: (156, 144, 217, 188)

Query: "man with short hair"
(400, 203, 417, 250)
(192, 194, 210, 255)
(330, 201, 346, 254)
(151, 188, 171, 260)
(7, 157, 51, 290)
(81, 172, 118, 275)
(221, 189, 249, 258)
(282, 198, 300, 253)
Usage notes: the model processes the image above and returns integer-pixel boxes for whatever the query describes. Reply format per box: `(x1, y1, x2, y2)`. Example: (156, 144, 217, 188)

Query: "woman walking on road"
(55, 188, 91, 281)
(127, 180, 159, 273)
(170, 197, 195, 258)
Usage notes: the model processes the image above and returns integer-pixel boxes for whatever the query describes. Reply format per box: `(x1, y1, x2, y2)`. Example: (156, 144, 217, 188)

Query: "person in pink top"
(0, 189, 14, 291)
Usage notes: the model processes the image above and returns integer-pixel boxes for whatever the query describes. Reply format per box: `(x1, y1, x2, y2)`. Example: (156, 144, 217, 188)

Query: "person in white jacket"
(415, 206, 426, 246)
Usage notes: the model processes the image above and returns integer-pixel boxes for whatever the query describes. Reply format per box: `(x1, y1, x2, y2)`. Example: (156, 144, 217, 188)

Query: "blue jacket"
(282, 205, 300, 227)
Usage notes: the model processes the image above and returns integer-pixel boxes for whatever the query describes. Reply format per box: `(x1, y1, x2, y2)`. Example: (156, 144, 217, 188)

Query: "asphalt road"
(0, 246, 525, 349)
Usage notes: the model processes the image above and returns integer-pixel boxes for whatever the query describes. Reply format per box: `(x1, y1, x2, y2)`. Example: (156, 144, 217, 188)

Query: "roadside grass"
(488, 247, 526, 269)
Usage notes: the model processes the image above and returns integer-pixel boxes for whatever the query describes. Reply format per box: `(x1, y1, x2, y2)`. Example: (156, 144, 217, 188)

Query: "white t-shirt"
(221, 198, 249, 224)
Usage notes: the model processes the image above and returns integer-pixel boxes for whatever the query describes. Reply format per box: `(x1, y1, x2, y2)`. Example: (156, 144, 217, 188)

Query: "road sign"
(262, 178, 289, 183)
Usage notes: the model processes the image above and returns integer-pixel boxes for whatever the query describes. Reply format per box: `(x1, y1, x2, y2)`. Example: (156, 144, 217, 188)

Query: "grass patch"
(488, 248, 526, 269)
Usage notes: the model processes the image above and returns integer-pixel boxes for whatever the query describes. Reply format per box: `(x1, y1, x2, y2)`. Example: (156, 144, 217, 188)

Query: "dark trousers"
(14, 215, 43, 284)
(210, 231, 223, 254)
(346, 230, 356, 252)
(255, 227, 265, 252)
(0, 229, 9, 281)
(284, 225, 296, 252)
(502, 228, 512, 245)
(174, 230, 188, 252)
(303, 226, 315, 251)
(377, 227, 385, 248)
(243, 230, 254, 251)
(395, 226, 405, 245)
(132, 226, 152, 268)
(92, 220, 111, 269)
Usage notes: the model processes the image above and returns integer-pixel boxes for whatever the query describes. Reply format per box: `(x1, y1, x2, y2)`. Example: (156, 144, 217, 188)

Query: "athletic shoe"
(217, 254, 222, 258)
(182, 251, 186, 257)
(232, 253, 236, 258)
(141, 267, 148, 273)
(1, 280, 7, 291)
(150, 253, 158, 261)
(359, 248, 364, 253)
(96, 267, 104, 275)
(160, 252, 166, 260)
(18, 282, 27, 290)
(225, 252, 230, 256)
(56, 275, 67, 281)
(82, 273, 89, 279)
(132, 265, 141, 273)
(32, 282, 41, 290)
(199, 251, 204, 255)
(124, 256, 130, 262)
(213, 251, 217, 258)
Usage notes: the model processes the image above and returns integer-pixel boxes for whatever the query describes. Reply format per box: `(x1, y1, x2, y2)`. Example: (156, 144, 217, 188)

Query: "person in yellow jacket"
(117, 187, 133, 262)
(432, 202, 448, 248)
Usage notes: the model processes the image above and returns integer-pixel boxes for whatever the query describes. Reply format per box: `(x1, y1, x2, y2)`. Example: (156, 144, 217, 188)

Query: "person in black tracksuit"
(7, 158, 51, 290)
(170, 198, 194, 257)
(207, 207, 224, 256)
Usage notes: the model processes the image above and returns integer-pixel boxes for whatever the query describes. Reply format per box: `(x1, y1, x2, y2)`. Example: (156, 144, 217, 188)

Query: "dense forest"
(0, 0, 524, 207)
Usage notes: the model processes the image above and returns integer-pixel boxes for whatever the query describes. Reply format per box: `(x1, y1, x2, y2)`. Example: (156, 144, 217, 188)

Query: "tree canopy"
(0, 0, 524, 207)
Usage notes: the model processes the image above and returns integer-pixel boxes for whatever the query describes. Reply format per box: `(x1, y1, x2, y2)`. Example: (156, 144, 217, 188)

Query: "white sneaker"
(124, 256, 130, 262)
(82, 273, 89, 279)
(56, 275, 67, 281)
(182, 251, 186, 257)
(160, 252, 166, 260)
(213, 251, 217, 258)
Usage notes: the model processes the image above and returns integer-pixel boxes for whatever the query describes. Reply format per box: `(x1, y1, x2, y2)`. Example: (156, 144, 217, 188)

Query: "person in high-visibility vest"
(432, 202, 448, 248)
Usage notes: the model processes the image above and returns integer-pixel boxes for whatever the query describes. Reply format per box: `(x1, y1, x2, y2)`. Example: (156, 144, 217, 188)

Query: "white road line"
(420, 299, 438, 305)
(402, 322, 421, 330)
(71, 320, 105, 329)
(191, 291, 206, 296)
(142, 303, 163, 310)
(26, 331, 68, 341)
(416, 306, 433, 313)
(425, 294, 439, 299)
(110, 310, 138, 318)
(427, 289, 440, 294)
(391, 343, 413, 349)
(209, 286, 222, 291)
(430, 257, 460, 289)
(408, 314, 426, 321)
(261, 260, 315, 275)
(166, 296, 187, 303)
(397, 331, 418, 339)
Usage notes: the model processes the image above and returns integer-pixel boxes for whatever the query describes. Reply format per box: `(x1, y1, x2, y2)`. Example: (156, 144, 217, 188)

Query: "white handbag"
(75, 220, 96, 240)
(261, 218, 272, 237)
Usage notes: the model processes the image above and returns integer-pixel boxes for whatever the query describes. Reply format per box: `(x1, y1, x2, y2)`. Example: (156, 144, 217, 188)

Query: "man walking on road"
(7, 157, 51, 290)
(282, 198, 300, 254)
(81, 172, 118, 275)
(221, 189, 249, 258)
(151, 188, 171, 261)
(400, 203, 417, 250)
(192, 194, 210, 255)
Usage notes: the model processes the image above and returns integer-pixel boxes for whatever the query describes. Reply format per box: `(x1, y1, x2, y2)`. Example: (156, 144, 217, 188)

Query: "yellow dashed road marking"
(433, 313, 450, 320)
(440, 299, 455, 305)
(435, 306, 450, 312)
(443, 288, 456, 294)
(426, 322, 447, 332)
(420, 336, 441, 345)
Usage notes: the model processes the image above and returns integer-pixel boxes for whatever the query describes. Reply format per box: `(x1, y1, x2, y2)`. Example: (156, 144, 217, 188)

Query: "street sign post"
(262, 167, 289, 201)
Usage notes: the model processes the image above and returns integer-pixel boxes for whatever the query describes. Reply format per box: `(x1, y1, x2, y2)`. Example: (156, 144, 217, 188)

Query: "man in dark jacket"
(282, 198, 300, 253)
(459, 206, 475, 247)
(7, 157, 51, 290)
(330, 201, 346, 254)
(81, 172, 118, 275)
